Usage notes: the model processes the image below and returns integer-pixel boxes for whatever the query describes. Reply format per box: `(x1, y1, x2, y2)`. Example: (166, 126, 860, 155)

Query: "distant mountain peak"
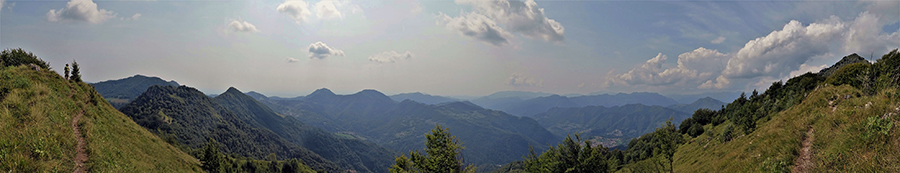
(309, 88, 336, 97)
(225, 87, 242, 94)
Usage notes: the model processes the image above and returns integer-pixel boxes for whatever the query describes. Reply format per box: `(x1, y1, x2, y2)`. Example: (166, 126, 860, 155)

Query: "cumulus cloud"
(277, 0, 311, 25)
(610, 48, 729, 87)
(369, 51, 413, 63)
(130, 13, 141, 20)
(440, 0, 564, 45)
(228, 19, 259, 32)
(457, 0, 565, 42)
(315, 0, 343, 20)
(47, 0, 117, 24)
(438, 12, 513, 46)
(844, 12, 900, 57)
(711, 36, 726, 44)
(308, 41, 344, 59)
(507, 73, 543, 87)
(287, 58, 300, 63)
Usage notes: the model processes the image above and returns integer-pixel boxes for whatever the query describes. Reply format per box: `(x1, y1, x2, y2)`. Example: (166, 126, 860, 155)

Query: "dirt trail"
(793, 128, 814, 173)
(71, 110, 87, 173)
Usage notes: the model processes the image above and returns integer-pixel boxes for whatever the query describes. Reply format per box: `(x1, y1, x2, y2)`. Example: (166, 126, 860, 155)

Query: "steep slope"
(495, 92, 679, 117)
(0, 65, 201, 172)
(533, 104, 691, 146)
(817, 53, 868, 77)
(666, 51, 900, 172)
(213, 87, 396, 173)
(667, 97, 727, 114)
(118, 85, 341, 172)
(91, 74, 179, 108)
(389, 92, 459, 105)
(261, 89, 561, 165)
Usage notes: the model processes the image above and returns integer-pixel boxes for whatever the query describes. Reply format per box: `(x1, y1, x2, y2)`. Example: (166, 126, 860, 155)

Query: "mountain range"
(255, 88, 560, 165)
(91, 74, 179, 108)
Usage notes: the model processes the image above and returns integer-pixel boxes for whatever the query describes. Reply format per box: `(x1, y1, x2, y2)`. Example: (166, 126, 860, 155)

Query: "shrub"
(0, 48, 50, 69)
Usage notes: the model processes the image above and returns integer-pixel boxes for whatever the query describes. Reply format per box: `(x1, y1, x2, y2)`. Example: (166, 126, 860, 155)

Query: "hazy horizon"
(2, 0, 898, 97)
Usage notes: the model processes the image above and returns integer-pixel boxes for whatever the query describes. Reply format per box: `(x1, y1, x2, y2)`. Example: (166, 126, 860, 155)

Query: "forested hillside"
(92, 74, 179, 108)
(257, 89, 561, 165)
(118, 85, 342, 172)
(213, 87, 396, 173)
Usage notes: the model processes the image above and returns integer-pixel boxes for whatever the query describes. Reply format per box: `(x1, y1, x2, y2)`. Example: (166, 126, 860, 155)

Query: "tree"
(200, 139, 225, 173)
(0, 48, 50, 69)
(71, 60, 82, 82)
(653, 119, 682, 173)
(390, 125, 476, 173)
(525, 134, 611, 173)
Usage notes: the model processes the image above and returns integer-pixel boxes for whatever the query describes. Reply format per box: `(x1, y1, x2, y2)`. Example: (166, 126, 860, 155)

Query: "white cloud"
(507, 73, 542, 87)
(47, 0, 117, 24)
(369, 51, 413, 63)
(287, 58, 300, 63)
(711, 36, 726, 44)
(438, 12, 513, 46)
(456, 0, 565, 42)
(131, 13, 141, 20)
(308, 41, 344, 59)
(722, 18, 844, 79)
(315, 0, 343, 20)
(228, 19, 259, 32)
(277, 0, 311, 25)
(844, 12, 900, 57)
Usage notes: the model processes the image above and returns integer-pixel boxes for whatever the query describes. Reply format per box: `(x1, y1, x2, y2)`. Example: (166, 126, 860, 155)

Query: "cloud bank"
(609, 11, 900, 91)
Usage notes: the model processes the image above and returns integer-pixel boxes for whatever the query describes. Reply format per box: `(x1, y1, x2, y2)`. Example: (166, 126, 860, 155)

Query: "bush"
(825, 62, 871, 89)
(0, 48, 50, 69)
(720, 124, 734, 143)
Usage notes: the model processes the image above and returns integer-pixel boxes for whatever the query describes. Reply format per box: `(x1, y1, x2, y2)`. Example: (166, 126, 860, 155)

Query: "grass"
(670, 85, 900, 172)
(0, 65, 202, 172)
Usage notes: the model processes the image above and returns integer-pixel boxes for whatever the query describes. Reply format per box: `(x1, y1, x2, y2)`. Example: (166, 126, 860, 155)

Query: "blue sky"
(1, 0, 898, 97)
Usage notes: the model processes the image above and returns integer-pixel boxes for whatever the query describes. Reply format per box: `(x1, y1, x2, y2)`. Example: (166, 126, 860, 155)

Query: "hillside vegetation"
(0, 49, 202, 172)
(510, 50, 900, 172)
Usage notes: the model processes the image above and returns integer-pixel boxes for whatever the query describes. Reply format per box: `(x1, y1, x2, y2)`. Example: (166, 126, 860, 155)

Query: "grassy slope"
(0, 66, 201, 172)
(671, 85, 900, 172)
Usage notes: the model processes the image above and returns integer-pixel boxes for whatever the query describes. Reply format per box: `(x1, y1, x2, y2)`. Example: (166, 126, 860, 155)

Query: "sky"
(1, 0, 898, 97)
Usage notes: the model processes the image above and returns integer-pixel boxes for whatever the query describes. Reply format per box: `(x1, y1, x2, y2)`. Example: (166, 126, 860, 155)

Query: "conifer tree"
(71, 60, 81, 82)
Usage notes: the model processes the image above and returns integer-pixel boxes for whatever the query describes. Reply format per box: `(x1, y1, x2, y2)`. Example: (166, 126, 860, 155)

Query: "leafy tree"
(390, 125, 476, 173)
(71, 60, 82, 82)
(0, 48, 50, 69)
(653, 119, 682, 173)
(524, 134, 613, 173)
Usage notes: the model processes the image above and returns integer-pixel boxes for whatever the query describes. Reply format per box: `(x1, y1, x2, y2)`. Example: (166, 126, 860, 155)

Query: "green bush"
(0, 48, 50, 69)
(825, 62, 871, 88)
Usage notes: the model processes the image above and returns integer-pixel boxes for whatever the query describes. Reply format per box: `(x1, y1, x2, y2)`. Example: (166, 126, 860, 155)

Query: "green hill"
(91, 74, 179, 109)
(513, 50, 900, 173)
(258, 89, 561, 165)
(213, 87, 396, 173)
(118, 85, 342, 172)
(0, 59, 201, 171)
